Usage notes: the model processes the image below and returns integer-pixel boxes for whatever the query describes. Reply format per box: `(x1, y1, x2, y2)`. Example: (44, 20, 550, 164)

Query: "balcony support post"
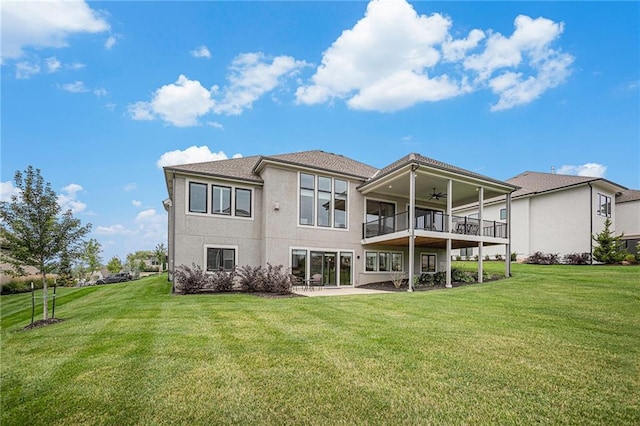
(446, 179, 453, 288)
(478, 187, 484, 283)
(408, 165, 417, 292)
(506, 192, 512, 277)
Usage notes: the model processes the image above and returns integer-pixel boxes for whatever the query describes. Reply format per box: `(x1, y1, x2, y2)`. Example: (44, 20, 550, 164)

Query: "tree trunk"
(41, 272, 48, 320)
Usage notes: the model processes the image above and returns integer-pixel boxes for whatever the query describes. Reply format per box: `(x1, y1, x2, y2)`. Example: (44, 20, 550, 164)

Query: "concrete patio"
(292, 287, 393, 297)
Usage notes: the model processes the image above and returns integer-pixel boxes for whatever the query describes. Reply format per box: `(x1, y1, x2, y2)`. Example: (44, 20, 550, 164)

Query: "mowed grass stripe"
(2, 265, 639, 425)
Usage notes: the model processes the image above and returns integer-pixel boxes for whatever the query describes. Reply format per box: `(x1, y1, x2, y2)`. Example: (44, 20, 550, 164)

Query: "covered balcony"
(357, 153, 518, 289)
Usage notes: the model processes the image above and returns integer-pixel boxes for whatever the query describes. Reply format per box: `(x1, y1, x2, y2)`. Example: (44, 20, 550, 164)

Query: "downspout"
(588, 182, 593, 264)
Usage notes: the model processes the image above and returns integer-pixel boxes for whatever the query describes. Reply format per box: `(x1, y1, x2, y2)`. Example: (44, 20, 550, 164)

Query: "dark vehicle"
(96, 272, 132, 284)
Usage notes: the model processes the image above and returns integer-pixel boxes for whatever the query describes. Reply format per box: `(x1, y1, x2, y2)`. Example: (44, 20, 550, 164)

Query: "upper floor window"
(299, 173, 348, 229)
(188, 180, 252, 218)
(597, 193, 611, 217)
(189, 182, 207, 213)
(500, 208, 507, 220)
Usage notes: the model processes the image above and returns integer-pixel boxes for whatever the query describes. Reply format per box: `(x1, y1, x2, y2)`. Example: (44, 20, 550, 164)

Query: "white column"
(478, 187, 484, 283)
(506, 192, 512, 277)
(408, 166, 416, 292)
(446, 179, 453, 288)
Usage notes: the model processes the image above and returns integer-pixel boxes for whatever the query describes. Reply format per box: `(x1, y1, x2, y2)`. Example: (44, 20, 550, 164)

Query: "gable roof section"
(253, 150, 379, 180)
(362, 153, 518, 190)
(617, 189, 640, 203)
(165, 155, 264, 184)
(507, 171, 627, 198)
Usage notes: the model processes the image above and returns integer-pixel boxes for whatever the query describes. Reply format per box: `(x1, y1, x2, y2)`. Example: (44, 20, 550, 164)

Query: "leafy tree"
(79, 239, 102, 282)
(126, 250, 153, 274)
(0, 166, 90, 319)
(154, 242, 167, 271)
(592, 218, 627, 264)
(106, 256, 123, 274)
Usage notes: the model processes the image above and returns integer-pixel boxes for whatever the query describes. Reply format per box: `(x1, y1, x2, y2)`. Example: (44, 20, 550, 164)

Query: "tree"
(78, 239, 102, 282)
(106, 256, 123, 274)
(592, 218, 627, 264)
(154, 242, 167, 271)
(0, 166, 90, 319)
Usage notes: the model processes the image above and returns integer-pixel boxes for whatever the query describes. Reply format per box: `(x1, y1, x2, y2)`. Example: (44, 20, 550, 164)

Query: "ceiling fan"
(429, 187, 447, 200)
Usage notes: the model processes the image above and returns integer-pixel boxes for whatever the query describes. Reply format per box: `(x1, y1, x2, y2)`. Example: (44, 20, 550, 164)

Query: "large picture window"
(299, 174, 348, 229)
(189, 182, 207, 213)
(206, 247, 235, 271)
(597, 193, 611, 217)
(291, 249, 352, 286)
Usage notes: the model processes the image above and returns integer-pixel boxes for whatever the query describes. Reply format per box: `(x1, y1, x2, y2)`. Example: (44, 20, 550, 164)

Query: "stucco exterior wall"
(616, 200, 640, 238)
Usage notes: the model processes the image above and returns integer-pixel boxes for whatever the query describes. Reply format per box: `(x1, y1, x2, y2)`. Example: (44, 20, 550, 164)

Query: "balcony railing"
(363, 211, 507, 239)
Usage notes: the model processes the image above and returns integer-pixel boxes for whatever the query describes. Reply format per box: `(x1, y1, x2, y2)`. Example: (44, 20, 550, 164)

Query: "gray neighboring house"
(162, 150, 518, 290)
(454, 171, 640, 260)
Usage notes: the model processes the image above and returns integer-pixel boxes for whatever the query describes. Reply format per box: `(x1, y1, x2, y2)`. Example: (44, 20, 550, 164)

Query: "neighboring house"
(454, 171, 639, 260)
(163, 150, 518, 290)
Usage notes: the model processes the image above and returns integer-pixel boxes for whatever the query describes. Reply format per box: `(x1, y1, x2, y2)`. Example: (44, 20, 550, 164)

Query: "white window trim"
(297, 172, 350, 231)
(203, 244, 238, 272)
(364, 250, 404, 273)
(186, 179, 254, 221)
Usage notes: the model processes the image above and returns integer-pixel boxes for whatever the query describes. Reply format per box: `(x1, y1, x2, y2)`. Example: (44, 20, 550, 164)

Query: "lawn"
(2, 264, 639, 425)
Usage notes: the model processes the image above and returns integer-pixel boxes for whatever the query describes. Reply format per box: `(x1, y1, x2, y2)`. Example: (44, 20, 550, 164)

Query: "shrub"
(636, 242, 640, 263)
(174, 264, 211, 294)
(1, 276, 57, 295)
(263, 264, 293, 294)
(210, 268, 235, 292)
(484, 255, 491, 261)
(495, 254, 504, 261)
(525, 252, 560, 265)
(564, 252, 592, 265)
(623, 254, 637, 264)
(451, 267, 475, 283)
(511, 252, 517, 262)
(236, 265, 266, 292)
(592, 218, 627, 264)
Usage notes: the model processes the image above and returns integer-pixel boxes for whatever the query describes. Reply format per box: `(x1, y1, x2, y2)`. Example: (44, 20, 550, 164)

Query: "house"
(454, 171, 639, 260)
(162, 150, 518, 290)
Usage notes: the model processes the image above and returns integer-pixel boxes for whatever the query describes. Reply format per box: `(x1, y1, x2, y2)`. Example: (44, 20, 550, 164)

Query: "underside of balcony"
(362, 232, 507, 250)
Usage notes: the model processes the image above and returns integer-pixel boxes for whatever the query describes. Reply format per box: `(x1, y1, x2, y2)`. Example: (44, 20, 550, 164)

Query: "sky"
(1, 0, 639, 263)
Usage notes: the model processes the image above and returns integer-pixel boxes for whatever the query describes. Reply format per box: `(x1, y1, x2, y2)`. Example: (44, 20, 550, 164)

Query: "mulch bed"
(360, 277, 502, 292)
(23, 318, 65, 330)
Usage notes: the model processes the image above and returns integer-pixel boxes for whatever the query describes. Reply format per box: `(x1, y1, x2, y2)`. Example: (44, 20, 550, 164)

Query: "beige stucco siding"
(615, 201, 639, 238)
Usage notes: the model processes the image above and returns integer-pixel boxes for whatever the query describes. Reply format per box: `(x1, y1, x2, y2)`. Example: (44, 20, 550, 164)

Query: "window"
(300, 173, 315, 225)
(421, 254, 436, 273)
(291, 249, 352, 286)
(460, 248, 473, 258)
(598, 193, 611, 217)
(206, 247, 235, 271)
(334, 180, 348, 229)
(189, 182, 207, 213)
(317, 177, 332, 227)
(212, 185, 231, 215)
(299, 173, 349, 229)
(365, 251, 403, 272)
(291, 249, 307, 280)
(235, 188, 251, 217)
(500, 208, 507, 220)
(365, 200, 396, 236)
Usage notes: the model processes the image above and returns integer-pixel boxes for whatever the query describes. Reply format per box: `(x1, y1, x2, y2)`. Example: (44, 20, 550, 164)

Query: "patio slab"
(292, 287, 393, 297)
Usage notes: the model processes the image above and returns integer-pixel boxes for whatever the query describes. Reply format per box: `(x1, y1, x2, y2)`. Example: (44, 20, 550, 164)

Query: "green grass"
(2, 265, 639, 425)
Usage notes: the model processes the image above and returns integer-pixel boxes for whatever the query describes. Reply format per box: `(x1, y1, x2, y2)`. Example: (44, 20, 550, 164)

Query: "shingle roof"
(617, 189, 640, 203)
(364, 153, 517, 189)
(506, 171, 627, 198)
(255, 150, 379, 180)
(165, 155, 264, 183)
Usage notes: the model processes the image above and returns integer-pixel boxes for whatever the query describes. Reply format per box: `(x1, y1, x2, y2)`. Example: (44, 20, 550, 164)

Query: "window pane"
(334, 180, 347, 229)
(318, 176, 332, 192)
(291, 250, 307, 280)
(300, 188, 314, 225)
(206, 248, 221, 271)
(500, 209, 507, 220)
(300, 173, 315, 190)
(365, 252, 377, 272)
(340, 252, 352, 285)
(213, 186, 231, 215)
(189, 182, 207, 213)
(317, 190, 331, 227)
(391, 253, 403, 271)
(379, 252, 390, 272)
(235, 188, 251, 217)
(222, 249, 235, 270)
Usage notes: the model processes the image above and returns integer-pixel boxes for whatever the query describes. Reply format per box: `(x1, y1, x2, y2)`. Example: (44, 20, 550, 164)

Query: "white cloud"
(105, 35, 117, 50)
(58, 183, 87, 214)
(132, 200, 142, 207)
(94, 88, 108, 97)
(557, 163, 607, 178)
(296, 0, 457, 110)
(15, 61, 40, 79)
(207, 121, 224, 130)
(156, 145, 242, 168)
(124, 183, 137, 192)
(1, 0, 109, 61)
(296, 0, 572, 112)
(128, 75, 215, 127)
(0, 181, 21, 202)
(134, 209, 166, 242)
(61, 81, 89, 93)
(68, 62, 85, 70)
(94, 224, 133, 235)
(214, 53, 309, 115)
(45, 56, 62, 73)
(191, 45, 211, 58)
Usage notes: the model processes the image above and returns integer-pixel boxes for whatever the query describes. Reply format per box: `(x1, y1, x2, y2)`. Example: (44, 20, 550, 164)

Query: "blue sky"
(1, 0, 639, 263)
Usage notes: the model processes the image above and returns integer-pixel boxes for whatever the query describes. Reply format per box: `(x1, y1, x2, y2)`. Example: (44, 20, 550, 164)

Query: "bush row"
(524, 252, 594, 265)
(174, 263, 293, 295)
(417, 267, 493, 286)
(1, 276, 58, 295)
